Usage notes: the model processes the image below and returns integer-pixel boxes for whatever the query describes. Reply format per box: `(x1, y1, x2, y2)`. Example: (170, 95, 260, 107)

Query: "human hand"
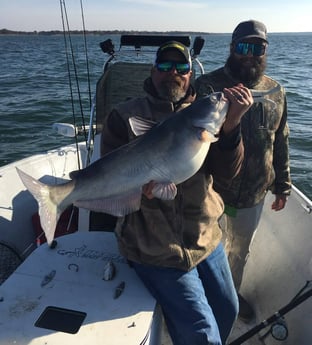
(271, 194, 288, 211)
(222, 84, 253, 133)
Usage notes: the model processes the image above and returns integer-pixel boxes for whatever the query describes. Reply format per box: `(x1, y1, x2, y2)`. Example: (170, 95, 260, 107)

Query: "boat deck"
(0, 232, 160, 345)
(160, 317, 265, 345)
(227, 318, 266, 345)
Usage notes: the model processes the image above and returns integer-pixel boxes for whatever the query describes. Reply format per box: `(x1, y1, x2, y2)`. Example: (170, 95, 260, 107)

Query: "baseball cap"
(232, 20, 268, 43)
(155, 41, 192, 65)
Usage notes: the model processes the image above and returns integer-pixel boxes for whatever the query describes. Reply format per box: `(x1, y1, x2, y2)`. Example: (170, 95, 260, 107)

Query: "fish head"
(190, 92, 229, 141)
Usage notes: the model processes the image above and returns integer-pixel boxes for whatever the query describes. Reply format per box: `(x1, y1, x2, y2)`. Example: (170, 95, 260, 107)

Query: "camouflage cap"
(232, 20, 268, 43)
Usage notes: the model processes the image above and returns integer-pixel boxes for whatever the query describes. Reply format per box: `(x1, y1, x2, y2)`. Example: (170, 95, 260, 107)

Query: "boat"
(0, 33, 311, 345)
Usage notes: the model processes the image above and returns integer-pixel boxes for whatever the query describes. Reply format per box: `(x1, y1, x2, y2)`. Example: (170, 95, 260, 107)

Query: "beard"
(157, 76, 187, 103)
(226, 54, 266, 87)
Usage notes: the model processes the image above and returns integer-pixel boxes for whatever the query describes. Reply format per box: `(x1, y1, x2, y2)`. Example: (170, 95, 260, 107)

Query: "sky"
(1, 0, 312, 33)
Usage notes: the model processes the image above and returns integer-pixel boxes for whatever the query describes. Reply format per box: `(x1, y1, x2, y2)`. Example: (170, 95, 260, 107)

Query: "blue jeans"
(130, 243, 238, 345)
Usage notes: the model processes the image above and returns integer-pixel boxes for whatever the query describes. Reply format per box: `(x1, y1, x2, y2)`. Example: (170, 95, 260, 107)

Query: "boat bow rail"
(292, 184, 312, 214)
(99, 34, 205, 72)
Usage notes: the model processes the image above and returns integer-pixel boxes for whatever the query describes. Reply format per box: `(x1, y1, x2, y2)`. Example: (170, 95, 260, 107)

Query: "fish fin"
(16, 168, 61, 246)
(74, 190, 142, 217)
(128, 116, 157, 136)
(152, 182, 177, 200)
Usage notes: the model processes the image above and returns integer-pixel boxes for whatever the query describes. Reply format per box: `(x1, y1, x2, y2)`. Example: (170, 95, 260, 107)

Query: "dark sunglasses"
(155, 61, 191, 75)
(234, 42, 266, 56)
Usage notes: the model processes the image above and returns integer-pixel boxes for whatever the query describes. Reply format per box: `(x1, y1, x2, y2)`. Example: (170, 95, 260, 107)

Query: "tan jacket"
(101, 77, 244, 271)
(196, 67, 291, 208)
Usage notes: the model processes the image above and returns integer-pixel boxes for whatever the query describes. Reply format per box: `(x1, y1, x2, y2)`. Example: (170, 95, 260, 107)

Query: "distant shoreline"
(0, 28, 213, 36)
(1, 29, 310, 36)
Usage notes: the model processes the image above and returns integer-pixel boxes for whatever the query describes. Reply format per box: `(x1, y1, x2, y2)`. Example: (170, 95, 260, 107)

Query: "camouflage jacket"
(101, 77, 244, 271)
(195, 67, 291, 208)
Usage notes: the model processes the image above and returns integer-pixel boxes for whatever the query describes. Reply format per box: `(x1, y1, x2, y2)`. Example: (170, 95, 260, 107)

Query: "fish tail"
(16, 168, 61, 246)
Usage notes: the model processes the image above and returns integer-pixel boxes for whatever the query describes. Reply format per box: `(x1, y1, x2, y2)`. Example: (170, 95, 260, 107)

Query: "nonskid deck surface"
(228, 318, 265, 345)
(0, 232, 159, 345)
(0, 242, 22, 285)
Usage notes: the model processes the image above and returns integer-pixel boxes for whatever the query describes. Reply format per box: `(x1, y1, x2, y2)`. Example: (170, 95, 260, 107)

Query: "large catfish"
(17, 92, 229, 245)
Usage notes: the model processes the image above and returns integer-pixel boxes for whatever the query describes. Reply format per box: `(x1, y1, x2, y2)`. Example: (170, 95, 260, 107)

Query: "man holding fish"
(101, 41, 253, 345)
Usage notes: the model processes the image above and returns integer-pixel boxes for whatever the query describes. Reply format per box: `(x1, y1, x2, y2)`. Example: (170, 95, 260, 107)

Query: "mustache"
(162, 74, 184, 83)
(226, 54, 266, 86)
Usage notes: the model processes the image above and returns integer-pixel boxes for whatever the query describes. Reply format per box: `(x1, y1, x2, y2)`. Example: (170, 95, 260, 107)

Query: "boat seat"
(94, 60, 196, 146)
(95, 62, 152, 134)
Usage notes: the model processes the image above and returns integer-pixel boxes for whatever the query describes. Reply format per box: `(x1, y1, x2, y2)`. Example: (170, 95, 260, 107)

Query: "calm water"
(0, 33, 311, 199)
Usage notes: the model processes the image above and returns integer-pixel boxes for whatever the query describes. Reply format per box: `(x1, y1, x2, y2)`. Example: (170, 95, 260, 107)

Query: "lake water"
(0, 33, 311, 199)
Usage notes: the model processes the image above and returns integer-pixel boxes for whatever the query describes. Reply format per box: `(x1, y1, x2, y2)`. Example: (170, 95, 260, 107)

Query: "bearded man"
(195, 20, 291, 322)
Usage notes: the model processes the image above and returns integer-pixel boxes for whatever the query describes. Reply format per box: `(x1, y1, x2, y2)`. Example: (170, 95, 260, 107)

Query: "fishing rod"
(229, 281, 312, 345)
(59, 0, 94, 167)
(78, 0, 96, 166)
(60, 0, 83, 170)
(79, 0, 92, 111)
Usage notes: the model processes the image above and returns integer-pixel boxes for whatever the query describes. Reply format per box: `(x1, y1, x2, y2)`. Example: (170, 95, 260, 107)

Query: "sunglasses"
(234, 42, 266, 56)
(156, 61, 191, 75)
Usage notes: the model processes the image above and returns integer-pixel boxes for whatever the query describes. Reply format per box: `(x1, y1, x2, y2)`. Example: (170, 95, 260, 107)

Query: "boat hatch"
(35, 306, 87, 334)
